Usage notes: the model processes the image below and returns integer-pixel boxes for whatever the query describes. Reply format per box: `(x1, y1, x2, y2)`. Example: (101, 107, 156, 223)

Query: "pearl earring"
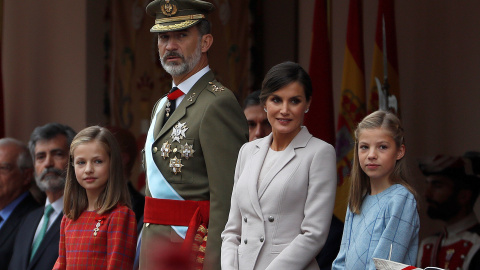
(264, 108, 267, 112)
(305, 108, 309, 113)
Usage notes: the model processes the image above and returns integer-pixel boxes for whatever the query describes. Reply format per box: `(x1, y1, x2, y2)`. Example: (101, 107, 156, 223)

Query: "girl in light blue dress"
(332, 111, 420, 270)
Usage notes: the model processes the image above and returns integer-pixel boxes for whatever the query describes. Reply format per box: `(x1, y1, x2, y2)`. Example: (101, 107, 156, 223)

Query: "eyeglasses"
(0, 163, 15, 175)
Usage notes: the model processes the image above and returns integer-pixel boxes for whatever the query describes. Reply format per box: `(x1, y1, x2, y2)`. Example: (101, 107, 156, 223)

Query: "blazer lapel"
(247, 135, 271, 219)
(153, 97, 167, 140)
(257, 127, 312, 199)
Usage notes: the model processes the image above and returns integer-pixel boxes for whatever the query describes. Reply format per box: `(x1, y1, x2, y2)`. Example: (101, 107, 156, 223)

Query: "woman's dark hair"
(259, 61, 312, 104)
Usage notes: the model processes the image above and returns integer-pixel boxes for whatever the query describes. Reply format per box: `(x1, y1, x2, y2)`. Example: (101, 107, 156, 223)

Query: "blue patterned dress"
(332, 184, 420, 270)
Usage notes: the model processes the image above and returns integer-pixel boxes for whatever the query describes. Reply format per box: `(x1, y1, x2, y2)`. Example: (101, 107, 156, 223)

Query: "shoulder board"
(207, 81, 227, 95)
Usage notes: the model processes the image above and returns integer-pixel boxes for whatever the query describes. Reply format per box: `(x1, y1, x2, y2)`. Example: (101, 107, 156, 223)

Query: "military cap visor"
(146, 0, 215, 33)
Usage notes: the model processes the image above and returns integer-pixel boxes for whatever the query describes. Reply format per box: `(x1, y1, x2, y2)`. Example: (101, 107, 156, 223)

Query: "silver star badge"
(160, 141, 172, 159)
(169, 156, 184, 174)
(180, 143, 195, 159)
(171, 122, 188, 143)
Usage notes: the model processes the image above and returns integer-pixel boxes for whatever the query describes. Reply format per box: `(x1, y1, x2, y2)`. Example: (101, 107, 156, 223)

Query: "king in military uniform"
(139, 1, 248, 269)
(417, 153, 480, 270)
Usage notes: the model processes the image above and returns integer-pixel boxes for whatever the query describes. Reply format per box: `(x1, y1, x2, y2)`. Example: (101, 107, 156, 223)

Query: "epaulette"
(207, 80, 226, 95)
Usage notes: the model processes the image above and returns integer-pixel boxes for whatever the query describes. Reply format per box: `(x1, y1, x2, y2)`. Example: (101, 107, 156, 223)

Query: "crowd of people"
(1, 0, 480, 270)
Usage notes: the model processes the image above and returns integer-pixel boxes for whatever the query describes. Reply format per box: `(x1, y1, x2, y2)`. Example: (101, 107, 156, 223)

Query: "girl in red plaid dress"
(53, 126, 137, 269)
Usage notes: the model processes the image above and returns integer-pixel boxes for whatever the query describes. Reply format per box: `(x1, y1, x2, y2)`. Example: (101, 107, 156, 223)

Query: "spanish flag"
(368, 0, 400, 114)
(304, 0, 335, 145)
(334, 0, 366, 221)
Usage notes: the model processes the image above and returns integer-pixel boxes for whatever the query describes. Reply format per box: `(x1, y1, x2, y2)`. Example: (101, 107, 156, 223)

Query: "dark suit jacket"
(8, 206, 62, 270)
(0, 193, 40, 270)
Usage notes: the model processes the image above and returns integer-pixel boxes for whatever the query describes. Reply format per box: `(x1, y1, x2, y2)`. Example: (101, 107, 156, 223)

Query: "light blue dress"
(332, 184, 420, 270)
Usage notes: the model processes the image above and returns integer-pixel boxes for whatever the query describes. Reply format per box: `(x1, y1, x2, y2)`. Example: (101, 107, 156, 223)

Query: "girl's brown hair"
(348, 110, 416, 214)
(63, 126, 131, 220)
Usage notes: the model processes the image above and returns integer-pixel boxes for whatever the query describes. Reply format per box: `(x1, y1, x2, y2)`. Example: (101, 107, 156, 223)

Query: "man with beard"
(139, 1, 248, 269)
(417, 153, 480, 270)
(8, 123, 76, 270)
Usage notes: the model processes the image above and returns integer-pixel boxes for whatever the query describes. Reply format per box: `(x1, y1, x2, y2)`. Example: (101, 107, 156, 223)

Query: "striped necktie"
(30, 205, 54, 261)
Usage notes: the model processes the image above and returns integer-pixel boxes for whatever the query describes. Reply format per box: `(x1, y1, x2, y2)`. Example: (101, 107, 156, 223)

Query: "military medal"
(180, 143, 195, 159)
(165, 101, 172, 117)
(93, 217, 105, 236)
(209, 82, 225, 92)
(169, 156, 184, 174)
(171, 122, 188, 143)
(160, 141, 172, 159)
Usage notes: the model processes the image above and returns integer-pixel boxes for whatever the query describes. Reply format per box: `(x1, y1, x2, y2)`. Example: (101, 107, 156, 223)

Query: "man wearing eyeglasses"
(0, 138, 40, 270)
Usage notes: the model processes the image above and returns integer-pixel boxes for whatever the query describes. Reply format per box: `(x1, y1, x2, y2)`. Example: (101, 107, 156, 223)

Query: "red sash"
(144, 197, 210, 269)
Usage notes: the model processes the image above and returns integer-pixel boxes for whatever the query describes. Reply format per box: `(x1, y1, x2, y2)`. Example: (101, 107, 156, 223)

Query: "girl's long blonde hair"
(348, 110, 416, 214)
(63, 126, 131, 220)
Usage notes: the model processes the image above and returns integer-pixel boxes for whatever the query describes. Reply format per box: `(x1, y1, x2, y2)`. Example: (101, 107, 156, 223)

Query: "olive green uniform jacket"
(140, 71, 248, 270)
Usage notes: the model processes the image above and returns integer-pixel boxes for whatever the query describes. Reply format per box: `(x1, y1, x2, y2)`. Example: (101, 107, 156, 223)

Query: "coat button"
(260, 236, 264, 242)
(244, 239, 248, 244)
(153, 147, 158, 153)
(268, 216, 274, 222)
(244, 217, 247, 222)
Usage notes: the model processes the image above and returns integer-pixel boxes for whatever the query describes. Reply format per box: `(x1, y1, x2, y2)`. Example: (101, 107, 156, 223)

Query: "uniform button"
(461, 254, 466, 259)
(268, 216, 274, 222)
(244, 239, 248, 244)
(260, 236, 264, 242)
(244, 217, 247, 222)
(153, 147, 158, 153)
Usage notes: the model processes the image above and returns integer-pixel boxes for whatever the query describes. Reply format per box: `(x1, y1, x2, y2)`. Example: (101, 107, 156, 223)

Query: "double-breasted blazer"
(221, 127, 337, 270)
(0, 193, 40, 270)
(140, 70, 248, 270)
(8, 206, 62, 270)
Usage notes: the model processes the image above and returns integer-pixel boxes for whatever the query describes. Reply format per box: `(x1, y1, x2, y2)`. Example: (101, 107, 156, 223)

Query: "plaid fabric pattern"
(53, 205, 137, 269)
(332, 184, 420, 270)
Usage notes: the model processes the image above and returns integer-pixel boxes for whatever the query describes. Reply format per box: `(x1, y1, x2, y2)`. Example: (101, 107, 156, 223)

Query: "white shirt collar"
(173, 65, 210, 95)
(46, 195, 64, 216)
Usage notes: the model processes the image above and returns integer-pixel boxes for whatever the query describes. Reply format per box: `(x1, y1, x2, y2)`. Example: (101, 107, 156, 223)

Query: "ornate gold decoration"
(209, 82, 225, 92)
(155, 14, 205, 24)
(161, 0, 177, 16)
(160, 141, 172, 159)
(151, 20, 198, 31)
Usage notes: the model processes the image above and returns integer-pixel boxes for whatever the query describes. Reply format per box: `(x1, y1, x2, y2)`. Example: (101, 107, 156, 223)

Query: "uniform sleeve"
(199, 93, 248, 270)
(371, 191, 420, 268)
(52, 216, 67, 270)
(332, 210, 353, 270)
(221, 143, 247, 270)
(106, 207, 137, 270)
(265, 143, 337, 270)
